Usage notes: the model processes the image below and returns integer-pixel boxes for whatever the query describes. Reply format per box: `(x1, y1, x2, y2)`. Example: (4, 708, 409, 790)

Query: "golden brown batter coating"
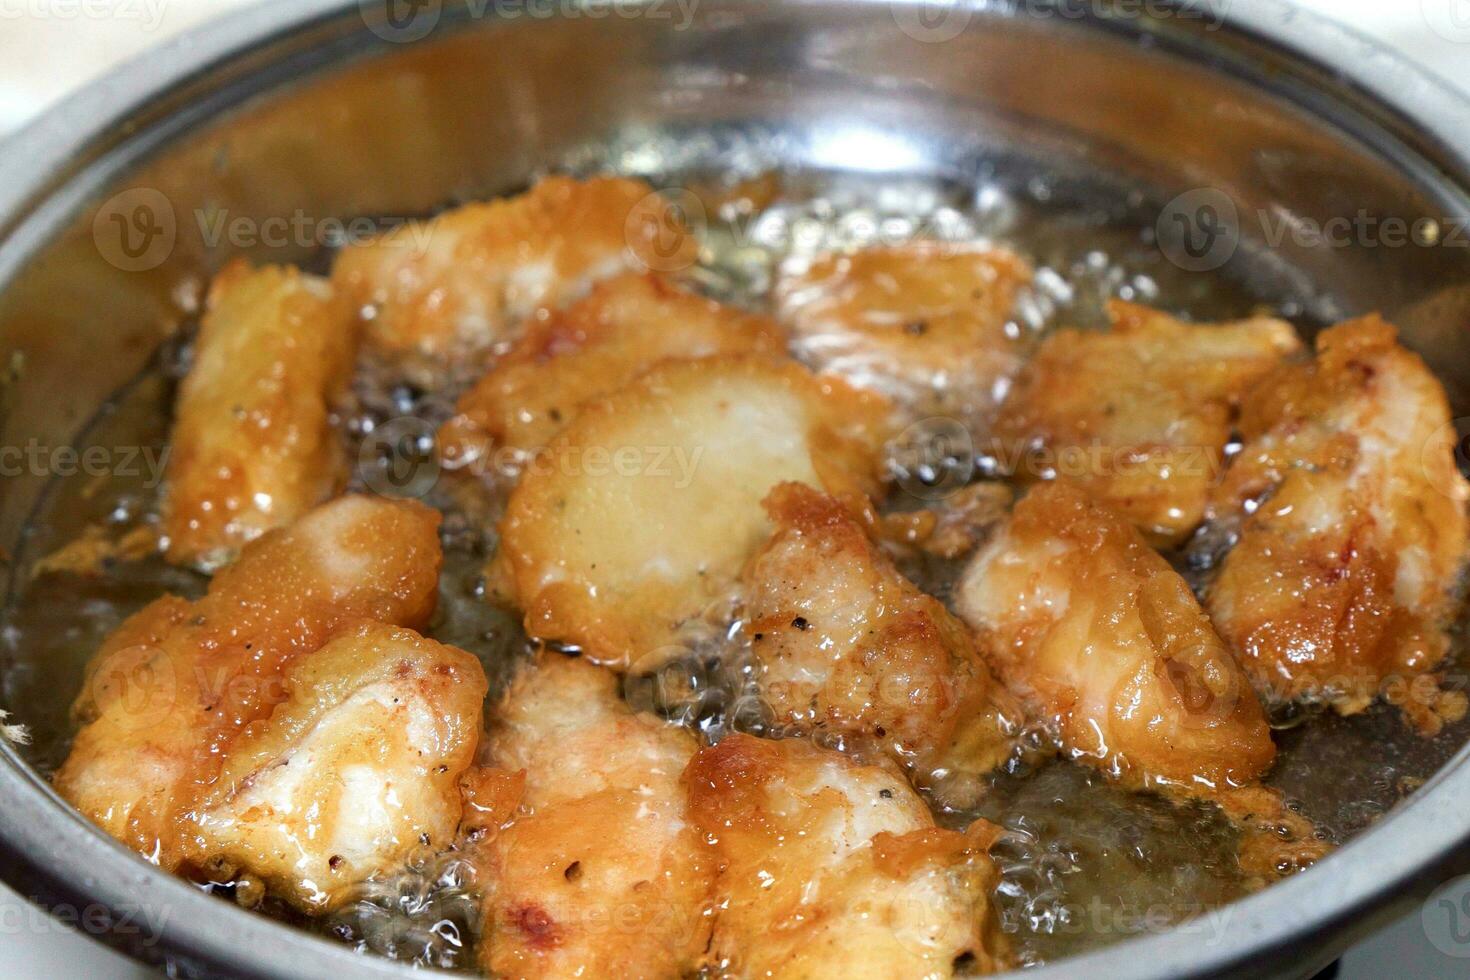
(55, 495, 442, 870)
(474, 654, 712, 979)
(957, 482, 1275, 792)
(185, 622, 487, 912)
(163, 261, 358, 569)
(439, 272, 785, 475)
(775, 243, 1033, 424)
(992, 301, 1300, 547)
(333, 177, 694, 382)
(744, 482, 1018, 803)
(686, 733, 1007, 979)
(496, 356, 892, 670)
(1207, 316, 1470, 732)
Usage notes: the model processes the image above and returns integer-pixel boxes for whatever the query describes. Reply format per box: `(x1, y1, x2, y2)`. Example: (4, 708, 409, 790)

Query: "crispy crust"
(958, 482, 1276, 791)
(474, 654, 712, 979)
(496, 356, 893, 669)
(439, 272, 786, 472)
(776, 243, 1034, 422)
(685, 734, 1008, 978)
(55, 495, 443, 869)
(333, 176, 694, 382)
(745, 482, 1019, 803)
(1207, 316, 1470, 732)
(163, 261, 358, 568)
(992, 301, 1301, 547)
(184, 622, 487, 912)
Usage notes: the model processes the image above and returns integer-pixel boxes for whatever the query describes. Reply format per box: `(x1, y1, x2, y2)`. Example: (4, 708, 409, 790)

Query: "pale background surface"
(0, 0, 1467, 977)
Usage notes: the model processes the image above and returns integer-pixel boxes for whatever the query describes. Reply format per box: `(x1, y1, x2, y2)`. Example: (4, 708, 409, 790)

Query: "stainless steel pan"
(2, 1, 1469, 977)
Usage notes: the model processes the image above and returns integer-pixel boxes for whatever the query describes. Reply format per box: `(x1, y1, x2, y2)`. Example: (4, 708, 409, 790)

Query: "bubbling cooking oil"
(2, 161, 1467, 973)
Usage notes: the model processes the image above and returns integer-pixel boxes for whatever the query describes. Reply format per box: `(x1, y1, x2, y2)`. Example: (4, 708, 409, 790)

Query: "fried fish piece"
(439, 272, 786, 475)
(686, 733, 1007, 979)
(496, 356, 892, 670)
(184, 622, 487, 912)
(775, 243, 1033, 422)
(991, 301, 1301, 547)
(1206, 316, 1470, 733)
(55, 495, 442, 870)
(333, 176, 693, 383)
(956, 482, 1275, 791)
(163, 261, 358, 569)
(744, 482, 1018, 804)
(474, 654, 712, 979)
